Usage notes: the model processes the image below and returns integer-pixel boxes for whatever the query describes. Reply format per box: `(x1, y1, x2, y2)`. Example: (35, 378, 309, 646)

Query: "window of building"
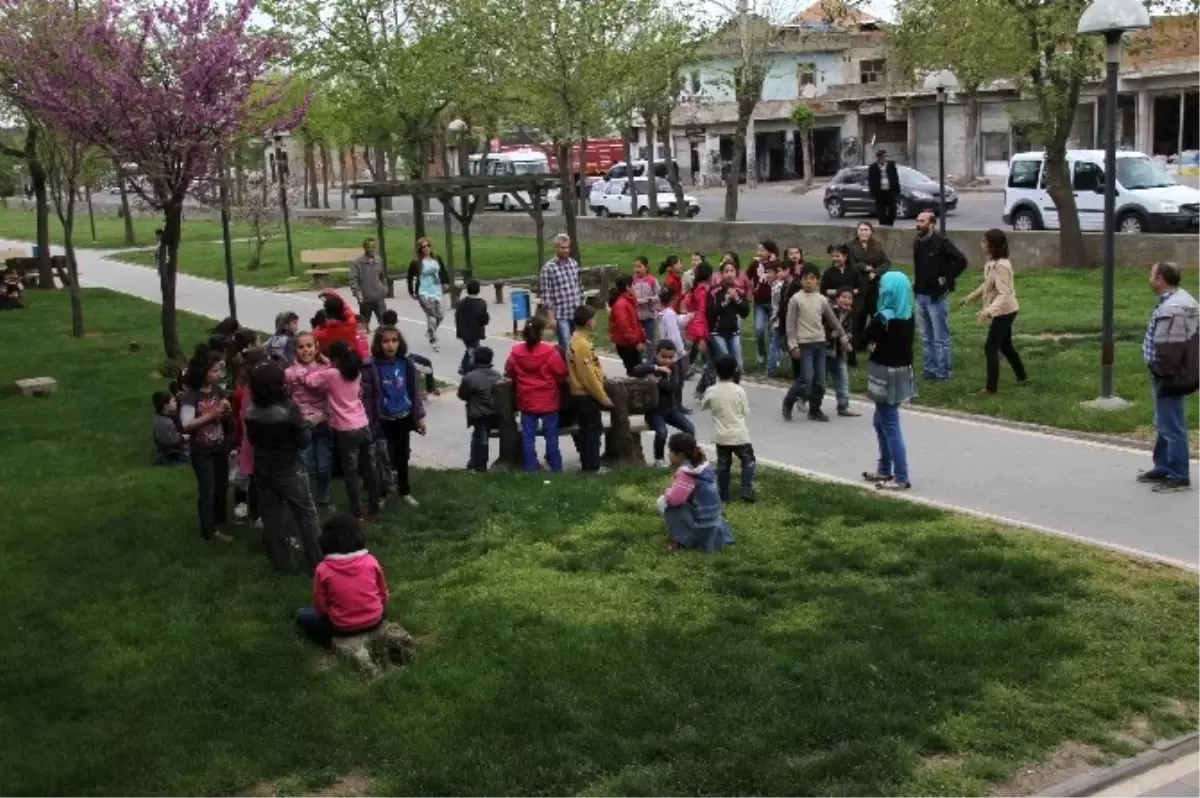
(1011, 124, 1035, 155)
(797, 62, 816, 91)
(982, 132, 1010, 162)
(859, 59, 886, 84)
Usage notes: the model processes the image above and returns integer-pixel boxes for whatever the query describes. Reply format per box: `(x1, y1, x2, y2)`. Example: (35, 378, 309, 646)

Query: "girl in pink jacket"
(296, 513, 389, 646)
(285, 331, 333, 508)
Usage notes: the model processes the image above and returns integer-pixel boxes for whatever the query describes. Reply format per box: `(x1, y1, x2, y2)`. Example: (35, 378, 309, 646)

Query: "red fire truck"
(490, 137, 626, 177)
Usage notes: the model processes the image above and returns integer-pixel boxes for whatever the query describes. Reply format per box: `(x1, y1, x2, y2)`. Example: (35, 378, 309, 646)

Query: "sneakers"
(876, 480, 912, 491)
(400, 495, 420, 507)
(1136, 470, 1169, 484)
(1153, 478, 1191, 493)
(782, 403, 794, 422)
(233, 502, 248, 521)
(212, 531, 234, 543)
(653, 459, 668, 468)
(837, 407, 860, 418)
(596, 466, 611, 476)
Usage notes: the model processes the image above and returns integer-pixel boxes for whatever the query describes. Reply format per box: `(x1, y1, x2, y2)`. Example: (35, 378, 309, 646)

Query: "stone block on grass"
(331, 621, 416, 675)
(14, 377, 57, 397)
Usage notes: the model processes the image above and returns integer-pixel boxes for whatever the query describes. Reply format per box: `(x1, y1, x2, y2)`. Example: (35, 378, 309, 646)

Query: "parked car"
(590, 177, 700, 218)
(823, 165, 958, 220)
(1003, 149, 1200, 234)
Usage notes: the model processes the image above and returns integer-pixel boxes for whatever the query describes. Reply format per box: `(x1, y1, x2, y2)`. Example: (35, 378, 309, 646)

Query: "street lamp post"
(922, 69, 958, 234)
(272, 134, 296, 278)
(1078, 0, 1149, 408)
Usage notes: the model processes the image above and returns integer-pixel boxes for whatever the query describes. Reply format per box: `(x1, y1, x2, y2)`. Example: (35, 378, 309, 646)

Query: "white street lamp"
(922, 69, 959, 233)
(1078, 0, 1150, 407)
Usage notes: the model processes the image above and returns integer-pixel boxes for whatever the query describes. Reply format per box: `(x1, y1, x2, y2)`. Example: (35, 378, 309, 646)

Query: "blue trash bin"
(510, 288, 531, 335)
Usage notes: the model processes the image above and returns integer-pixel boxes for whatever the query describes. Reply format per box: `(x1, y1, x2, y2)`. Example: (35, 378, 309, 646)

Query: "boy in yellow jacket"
(567, 305, 612, 473)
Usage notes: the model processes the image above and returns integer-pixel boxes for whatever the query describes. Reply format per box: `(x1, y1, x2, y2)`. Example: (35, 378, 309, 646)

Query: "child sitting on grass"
(151, 389, 189, 466)
(655, 432, 735, 554)
(701, 354, 756, 503)
(296, 513, 388, 648)
(457, 346, 501, 472)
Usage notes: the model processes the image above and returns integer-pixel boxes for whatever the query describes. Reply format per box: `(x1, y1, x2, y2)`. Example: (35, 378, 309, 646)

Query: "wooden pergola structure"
(351, 174, 564, 302)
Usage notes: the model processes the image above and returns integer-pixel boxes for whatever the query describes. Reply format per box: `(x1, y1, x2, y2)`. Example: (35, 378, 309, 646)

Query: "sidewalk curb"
(1036, 732, 1199, 797)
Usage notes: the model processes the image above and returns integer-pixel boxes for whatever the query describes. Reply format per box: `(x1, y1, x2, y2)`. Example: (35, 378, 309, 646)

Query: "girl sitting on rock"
(655, 433, 735, 554)
(295, 513, 389, 647)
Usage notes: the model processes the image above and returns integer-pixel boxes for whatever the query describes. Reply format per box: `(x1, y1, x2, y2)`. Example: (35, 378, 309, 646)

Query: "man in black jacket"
(912, 211, 968, 380)
(867, 149, 901, 226)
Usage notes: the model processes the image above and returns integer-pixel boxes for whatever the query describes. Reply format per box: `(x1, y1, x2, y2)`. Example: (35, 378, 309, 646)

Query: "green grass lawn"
(0, 204, 236, 250)
(593, 264, 1199, 437)
(1, 290, 1197, 796)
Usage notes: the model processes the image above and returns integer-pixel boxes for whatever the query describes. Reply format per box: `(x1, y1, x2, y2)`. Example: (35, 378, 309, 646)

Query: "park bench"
(300, 248, 360, 290)
(489, 376, 659, 469)
(5, 255, 74, 288)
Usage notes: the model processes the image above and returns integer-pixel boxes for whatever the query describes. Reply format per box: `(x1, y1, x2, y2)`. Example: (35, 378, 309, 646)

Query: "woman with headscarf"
(861, 271, 916, 491)
(847, 221, 891, 345)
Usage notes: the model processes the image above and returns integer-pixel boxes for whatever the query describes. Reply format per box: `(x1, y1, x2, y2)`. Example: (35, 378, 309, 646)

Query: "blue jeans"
(1151, 378, 1190, 482)
(295, 607, 335, 647)
(826, 351, 850, 411)
(766, 328, 786, 377)
(640, 318, 657, 360)
(299, 422, 332, 505)
(916, 293, 952, 379)
(710, 332, 743, 375)
(468, 421, 491, 471)
(873, 402, 909, 484)
(335, 426, 380, 517)
(647, 408, 695, 461)
(716, 443, 757, 501)
(784, 343, 826, 413)
(520, 411, 563, 473)
(753, 304, 771, 363)
(554, 316, 574, 356)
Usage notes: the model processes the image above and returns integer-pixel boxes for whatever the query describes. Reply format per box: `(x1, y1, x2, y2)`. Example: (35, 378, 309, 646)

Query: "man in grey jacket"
(350, 237, 389, 326)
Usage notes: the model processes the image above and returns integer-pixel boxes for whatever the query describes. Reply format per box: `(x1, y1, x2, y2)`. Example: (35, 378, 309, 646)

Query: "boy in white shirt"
(701, 354, 756, 503)
(657, 285, 693, 413)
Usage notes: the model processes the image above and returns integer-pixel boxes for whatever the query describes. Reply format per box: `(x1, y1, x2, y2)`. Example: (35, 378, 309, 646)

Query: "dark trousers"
(189, 449, 229, 540)
(234, 479, 260, 521)
(458, 342, 479, 376)
(672, 356, 689, 409)
(573, 395, 604, 472)
(358, 300, 386, 326)
(647, 408, 695, 461)
(410, 354, 437, 394)
(380, 417, 413, 497)
(984, 312, 1027, 392)
(258, 467, 323, 574)
(716, 443, 757, 502)
(334, 426, 380, 517)
(616, 345, 642, 374)
(874, 192, 896, 226)
(468, 420, 492, 471)
(295, 607, 384, 648)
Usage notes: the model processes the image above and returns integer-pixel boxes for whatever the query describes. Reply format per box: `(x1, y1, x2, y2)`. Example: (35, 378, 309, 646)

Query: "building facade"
(643, 5, 1198, 187)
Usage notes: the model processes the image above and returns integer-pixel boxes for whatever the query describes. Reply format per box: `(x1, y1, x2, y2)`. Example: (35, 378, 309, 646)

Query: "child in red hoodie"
(608, 273, 647, 373)
(296, 513, 389, 647)
(313, 291, 361, 356)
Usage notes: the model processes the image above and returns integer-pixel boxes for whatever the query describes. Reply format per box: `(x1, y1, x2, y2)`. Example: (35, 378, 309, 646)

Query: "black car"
(824, 165, 958, 220)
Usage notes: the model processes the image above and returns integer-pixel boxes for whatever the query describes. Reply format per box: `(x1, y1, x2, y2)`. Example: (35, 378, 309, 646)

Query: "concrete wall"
(370, 212, 1199, 270)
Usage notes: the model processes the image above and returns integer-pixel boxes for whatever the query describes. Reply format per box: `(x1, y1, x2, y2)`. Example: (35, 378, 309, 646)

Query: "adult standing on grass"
(960, 229, 1027, 396)
(350, 237, 389, 328)
(539, 233, 582, 355)
(405, 237, 450, 352)
(862, 271, 917, 492)
(912, 210, 968, 382)
(847, 221, 890, 343)
(1138, 261, 1198, 493)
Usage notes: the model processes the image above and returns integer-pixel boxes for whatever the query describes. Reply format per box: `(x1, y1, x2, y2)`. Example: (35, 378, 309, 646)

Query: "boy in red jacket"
(296, 513, 388, 647)
(608, 273, 647, 373)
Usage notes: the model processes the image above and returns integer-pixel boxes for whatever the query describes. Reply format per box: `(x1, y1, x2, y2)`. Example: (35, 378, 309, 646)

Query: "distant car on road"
(589, 177, 700, 218)
(824, 165, 958, 220)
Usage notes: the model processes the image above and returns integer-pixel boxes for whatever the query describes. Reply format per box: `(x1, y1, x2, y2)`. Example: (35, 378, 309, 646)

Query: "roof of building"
(789, 0, 877, 27)
(1125, 14, 1199, 69)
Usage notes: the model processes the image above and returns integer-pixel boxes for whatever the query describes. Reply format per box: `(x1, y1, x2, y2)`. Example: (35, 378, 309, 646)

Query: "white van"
(468, 151, 555, 211)
(1003, 150, 1200, 234)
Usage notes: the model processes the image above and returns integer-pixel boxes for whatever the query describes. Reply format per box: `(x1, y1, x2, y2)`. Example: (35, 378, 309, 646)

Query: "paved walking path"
(1092, 750, 1199, 797)
(29, 241, 1197, 569)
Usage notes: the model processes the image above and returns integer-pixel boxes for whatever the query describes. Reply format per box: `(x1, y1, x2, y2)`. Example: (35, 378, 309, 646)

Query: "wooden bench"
(479, 277, 537, 305)
(300, 248, 362, 290)
(5, 255, 74, 288)
(489, 377, 660, 469)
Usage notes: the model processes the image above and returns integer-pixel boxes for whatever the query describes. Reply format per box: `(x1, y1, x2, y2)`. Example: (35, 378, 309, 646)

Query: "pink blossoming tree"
(0, 0, 304, 358)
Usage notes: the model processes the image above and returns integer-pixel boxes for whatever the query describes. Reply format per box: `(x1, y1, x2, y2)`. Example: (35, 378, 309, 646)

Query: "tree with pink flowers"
(0, 0, 304, 358)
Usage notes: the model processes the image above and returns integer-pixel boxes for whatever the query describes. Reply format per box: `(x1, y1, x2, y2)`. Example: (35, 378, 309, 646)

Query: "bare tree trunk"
(725, 116, 748, 221)
(111, 158, 136, 246)
(61, 190, 83, 337)
(660, 114, 688, 213)
(801, 128, 814, 191)
(578, 137, 589, 216)
(26, 129, 53, 289)
(622, 132, 639, 216)
(340, 148, 349, 210)
(160, 199, 185, 359)
(556, 139, 580, 264)
(1045, 148, 1084, 269)
(261, 146, 270, 206)
(644, 116, 659, 216)
(233, 146, 246, 207)
(85, 184, 97, 241)
(320, 144, 331, 209)
(963, 93, 979, 182)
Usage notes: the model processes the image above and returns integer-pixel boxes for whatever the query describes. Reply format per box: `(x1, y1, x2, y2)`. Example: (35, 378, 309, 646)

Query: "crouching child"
(655, 433, 735, 554)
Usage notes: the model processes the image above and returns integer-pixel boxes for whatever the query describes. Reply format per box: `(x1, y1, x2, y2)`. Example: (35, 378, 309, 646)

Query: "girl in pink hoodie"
(293, 341, 381, 520)
(285, 332, 333, 508)
(296, 513, 389, 646)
